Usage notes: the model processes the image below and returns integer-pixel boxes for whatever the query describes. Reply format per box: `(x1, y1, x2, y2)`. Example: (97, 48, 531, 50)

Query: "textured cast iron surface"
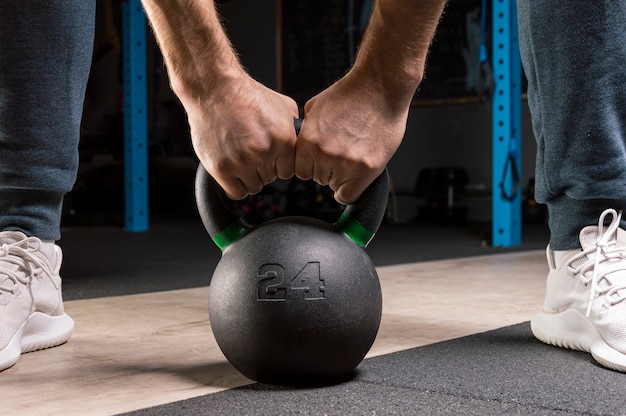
(209, 217, 382, 385)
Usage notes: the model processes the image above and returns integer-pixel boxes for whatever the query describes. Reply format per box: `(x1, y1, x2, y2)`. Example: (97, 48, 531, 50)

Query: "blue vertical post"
(122, 0, 149, 232)
(492, 0, 522, 247)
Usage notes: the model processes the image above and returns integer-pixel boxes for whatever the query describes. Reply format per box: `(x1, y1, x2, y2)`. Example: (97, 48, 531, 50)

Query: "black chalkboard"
(279, 0, 488, 106)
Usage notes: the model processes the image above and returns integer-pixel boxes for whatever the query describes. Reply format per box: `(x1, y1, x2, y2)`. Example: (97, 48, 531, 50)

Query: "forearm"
(143, 0, 299, 200)
(352, 0, 448, 109)
(141, 0, 244, 103)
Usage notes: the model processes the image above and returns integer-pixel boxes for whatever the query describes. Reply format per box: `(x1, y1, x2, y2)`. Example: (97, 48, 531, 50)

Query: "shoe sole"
(0, 311, 74, 371)
(531, 309, 626, 372)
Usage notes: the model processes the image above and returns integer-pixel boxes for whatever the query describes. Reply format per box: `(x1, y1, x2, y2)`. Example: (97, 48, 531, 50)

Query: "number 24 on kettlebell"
(257, 261, 324, 301)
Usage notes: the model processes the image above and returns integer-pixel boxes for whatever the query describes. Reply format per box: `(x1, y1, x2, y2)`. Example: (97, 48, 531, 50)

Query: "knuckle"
(247, 138, 272, 157)
(208, 155, 237, 176)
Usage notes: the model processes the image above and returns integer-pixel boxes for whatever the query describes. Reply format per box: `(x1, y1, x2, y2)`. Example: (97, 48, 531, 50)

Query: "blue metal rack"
(491, 0, 522, 247)
(121, 0, 149, 232)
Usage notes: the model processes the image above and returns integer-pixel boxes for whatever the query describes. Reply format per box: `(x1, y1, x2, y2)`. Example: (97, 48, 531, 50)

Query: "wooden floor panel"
(2, 251, 548, 416)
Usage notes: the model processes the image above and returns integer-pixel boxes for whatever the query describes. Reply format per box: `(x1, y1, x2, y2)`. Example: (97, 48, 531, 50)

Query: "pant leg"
(517, 0, 626, 250)
(0, 0, 96, 240)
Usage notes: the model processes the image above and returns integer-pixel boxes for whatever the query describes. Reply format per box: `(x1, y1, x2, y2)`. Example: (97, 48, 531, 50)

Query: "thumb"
(303, 95, 318, 114)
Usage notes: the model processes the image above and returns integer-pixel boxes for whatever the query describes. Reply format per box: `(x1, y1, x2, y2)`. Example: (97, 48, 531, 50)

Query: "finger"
(243, 178, 264, 196)
(231, 169, 263, 196)
(295, 148, 314, 181)
(256, 160, 278, 185)
(275, 129, 297, 180)
(303, 95, 317, 114)
(314, 169, 332, 186)
(276, 150, 295, 180)
(294, 120, 315, 180)
(258, 171, 277, 186)
(218, 176, 249, 201)
(332, 176, 371, 205)
(333, 184, 361, 205)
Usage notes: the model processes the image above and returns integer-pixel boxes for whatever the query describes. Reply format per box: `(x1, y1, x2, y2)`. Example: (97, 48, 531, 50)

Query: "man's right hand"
(185, 72, 299, 200)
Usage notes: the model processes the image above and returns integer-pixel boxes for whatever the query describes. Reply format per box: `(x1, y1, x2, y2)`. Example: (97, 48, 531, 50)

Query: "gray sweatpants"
(518, 0, 626, 249)
(0, 1, 95, 240)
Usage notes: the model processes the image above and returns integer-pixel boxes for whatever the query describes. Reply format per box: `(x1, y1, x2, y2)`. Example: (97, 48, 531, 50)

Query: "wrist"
(346, 0, 446, 112)
(346, 61, 421, 116)
(170, 57, 247, 107)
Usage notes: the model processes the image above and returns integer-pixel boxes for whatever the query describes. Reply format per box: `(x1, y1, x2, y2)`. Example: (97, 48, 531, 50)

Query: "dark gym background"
(55, 0, 552, 302)
(68, 0, 543, 233)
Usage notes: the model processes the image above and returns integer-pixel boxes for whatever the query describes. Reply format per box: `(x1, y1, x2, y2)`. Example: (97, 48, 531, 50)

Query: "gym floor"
(5, 216, 623, 415)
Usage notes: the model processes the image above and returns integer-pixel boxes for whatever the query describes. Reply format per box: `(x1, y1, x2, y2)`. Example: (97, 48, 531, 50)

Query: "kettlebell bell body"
(210, 216, 381, 383)
(196, 150, 389, 385)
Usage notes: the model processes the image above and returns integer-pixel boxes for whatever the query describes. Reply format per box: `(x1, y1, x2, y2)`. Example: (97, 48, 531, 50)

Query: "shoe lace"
(0, 237, 49, 295)
(569, 209, 626, 317)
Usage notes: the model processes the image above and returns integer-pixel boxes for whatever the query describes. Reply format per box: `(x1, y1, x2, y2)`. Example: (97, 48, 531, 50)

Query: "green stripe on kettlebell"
(213, 218, 252, 251)
(335, 214, 374, 247)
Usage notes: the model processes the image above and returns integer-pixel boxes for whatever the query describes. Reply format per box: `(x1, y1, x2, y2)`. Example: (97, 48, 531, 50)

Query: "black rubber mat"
(121, 322, 623, 415)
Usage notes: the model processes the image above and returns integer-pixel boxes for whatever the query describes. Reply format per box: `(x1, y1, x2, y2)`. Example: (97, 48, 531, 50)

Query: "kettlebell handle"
(195, 119, 389, 250)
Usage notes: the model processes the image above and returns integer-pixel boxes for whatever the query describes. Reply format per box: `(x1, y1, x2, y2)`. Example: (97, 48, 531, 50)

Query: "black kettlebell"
(195, 123, 388, 385)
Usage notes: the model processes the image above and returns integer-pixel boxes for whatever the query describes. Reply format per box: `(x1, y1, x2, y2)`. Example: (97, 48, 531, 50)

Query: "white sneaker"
(0, 231, 74, 371)
(531, 208, 626, 372)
